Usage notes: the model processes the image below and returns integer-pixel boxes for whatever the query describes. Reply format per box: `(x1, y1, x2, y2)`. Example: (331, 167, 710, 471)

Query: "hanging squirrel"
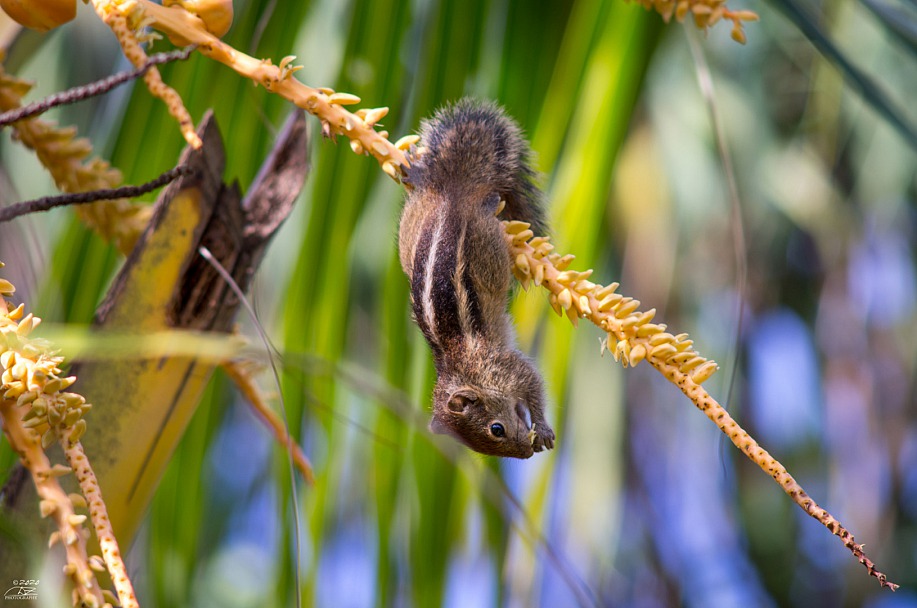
(398, 98, 555, 459)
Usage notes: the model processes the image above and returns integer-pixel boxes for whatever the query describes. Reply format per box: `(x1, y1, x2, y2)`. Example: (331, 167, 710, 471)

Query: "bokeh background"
(1, 0, 916, 606)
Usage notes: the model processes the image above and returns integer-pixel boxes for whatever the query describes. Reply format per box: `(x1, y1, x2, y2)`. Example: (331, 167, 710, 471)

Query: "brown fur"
(398, 99, 554, 459)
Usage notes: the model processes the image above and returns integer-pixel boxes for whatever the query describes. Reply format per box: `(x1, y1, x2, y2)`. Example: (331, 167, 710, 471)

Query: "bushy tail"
(407, 98, 547, 235)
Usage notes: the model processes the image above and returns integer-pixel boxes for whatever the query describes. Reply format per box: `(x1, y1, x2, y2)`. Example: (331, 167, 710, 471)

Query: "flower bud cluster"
(1, 307, 92, 449)
(311, 85, 421, 180)
(0, 263, 122, 608)
(502, 225, 899, 591)
(504, 220, 718, 385)
(628, 0, 759, 44)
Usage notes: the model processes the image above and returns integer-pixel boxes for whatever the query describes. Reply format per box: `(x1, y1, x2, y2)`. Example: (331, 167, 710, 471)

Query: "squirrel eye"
(490, 422, 506, 438)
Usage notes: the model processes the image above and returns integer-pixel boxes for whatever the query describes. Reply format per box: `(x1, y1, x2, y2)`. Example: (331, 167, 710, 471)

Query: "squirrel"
(398, 98, 555, 459)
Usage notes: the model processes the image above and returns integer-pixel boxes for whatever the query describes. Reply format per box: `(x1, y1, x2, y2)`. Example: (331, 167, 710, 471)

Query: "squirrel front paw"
(532, 422, 555, 452)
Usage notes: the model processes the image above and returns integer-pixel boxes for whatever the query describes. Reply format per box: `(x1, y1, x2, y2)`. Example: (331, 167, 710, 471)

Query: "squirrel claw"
(532, 422, 555, 452)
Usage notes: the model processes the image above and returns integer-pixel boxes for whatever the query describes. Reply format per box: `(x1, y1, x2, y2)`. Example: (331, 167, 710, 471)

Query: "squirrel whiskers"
(398, 98, 554, 459)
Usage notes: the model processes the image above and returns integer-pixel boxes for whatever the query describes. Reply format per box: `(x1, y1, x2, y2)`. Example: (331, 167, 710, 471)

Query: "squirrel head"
(429, 347, 545, 459)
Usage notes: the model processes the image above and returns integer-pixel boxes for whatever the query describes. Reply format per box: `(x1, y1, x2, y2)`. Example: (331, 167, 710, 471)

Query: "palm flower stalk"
(0, 264, 138, 607)
(0, 53, 149, 254)
(223, 361, 315, 485)
(61, 427, 139, 608)
(87, 0, 416, 180)
(89, 0, 200, 148)
(503, 220, 898, 591)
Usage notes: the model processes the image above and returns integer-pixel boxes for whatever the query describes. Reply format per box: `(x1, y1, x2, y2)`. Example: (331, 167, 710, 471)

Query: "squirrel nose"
(515, 401, 532, 430)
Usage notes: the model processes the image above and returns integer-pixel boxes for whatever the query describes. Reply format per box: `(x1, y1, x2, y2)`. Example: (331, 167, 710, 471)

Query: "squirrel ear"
(446, 389, 478, 414)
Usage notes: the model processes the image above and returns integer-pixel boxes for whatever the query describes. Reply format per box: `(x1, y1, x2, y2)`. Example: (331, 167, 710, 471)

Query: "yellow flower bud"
(557, 288, 573, 310)
(548, 293, 563, 317)
(534, 263, 545, 287)
(504, 220, 531, 235)
(382, 161, 399, 179)
(329, 92, 362, 106)
(69, 493, 88, 509)
(650, 343, 678, 360)
(614, 298, 640, 318)
(164, 0, 233, 38)
(629, 344, 647, 366)
(577, 295, 592, 316)
(553, 254, 575, 270)
(691, 361, 719, 384)
(39, 499, 57, 518)
(362, 107, 389, 126)
(394, 134, 421, 150)
(0, 0, 75, 32)
(679, 356, 706, 372)
(598, 293, 623, 312)
(511, 229, 534, 244)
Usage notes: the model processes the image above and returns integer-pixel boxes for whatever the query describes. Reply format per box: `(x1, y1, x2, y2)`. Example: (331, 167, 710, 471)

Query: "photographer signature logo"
(4, 579, 39, 601)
